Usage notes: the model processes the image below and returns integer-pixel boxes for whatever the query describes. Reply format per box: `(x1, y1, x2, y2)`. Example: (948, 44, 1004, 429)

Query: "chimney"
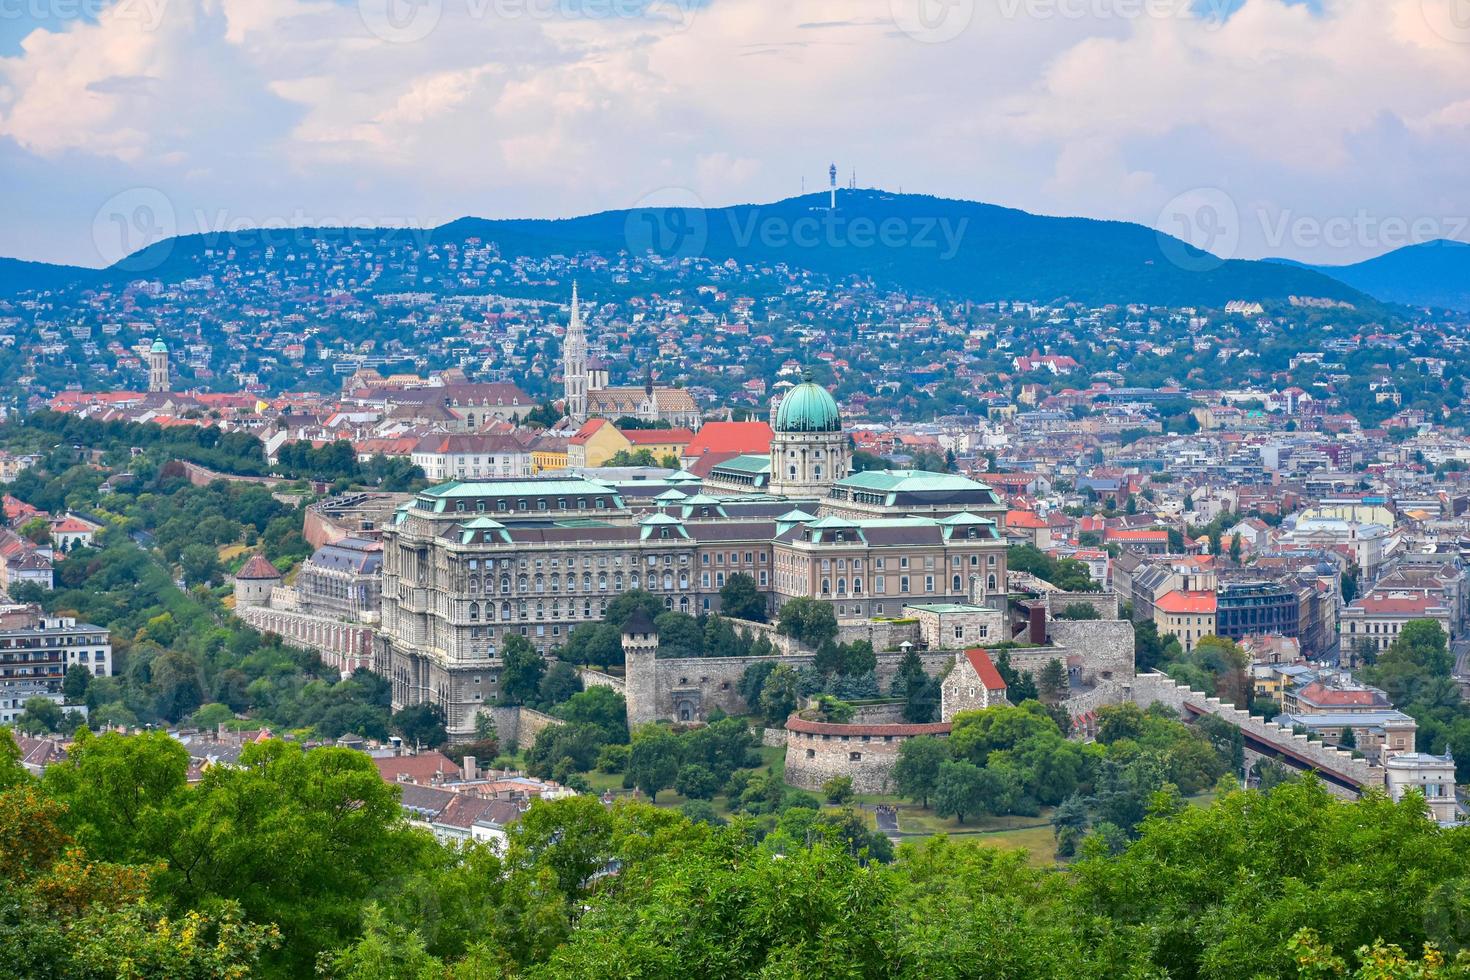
(462, 755, 478, 781)
(1029, 605, 1047, 645)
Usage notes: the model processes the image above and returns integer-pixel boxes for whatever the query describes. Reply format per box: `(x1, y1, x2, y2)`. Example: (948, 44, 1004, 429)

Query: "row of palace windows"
(464, 571, 690, 596)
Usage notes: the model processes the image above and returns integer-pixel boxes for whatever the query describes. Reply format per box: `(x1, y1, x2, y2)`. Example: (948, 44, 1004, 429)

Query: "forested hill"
(0, 256, 98, 297)
(10, 191, 1372, 308)
(1288, 239, 1470, 312)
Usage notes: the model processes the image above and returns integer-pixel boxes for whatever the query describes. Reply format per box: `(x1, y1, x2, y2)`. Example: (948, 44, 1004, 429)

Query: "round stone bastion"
(783, 705, 951, 796)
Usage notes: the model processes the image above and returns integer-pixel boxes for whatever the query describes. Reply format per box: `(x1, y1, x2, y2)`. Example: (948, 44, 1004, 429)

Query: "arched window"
(468, 576, 479, 594)
(987, 573, 997, 591)
(953, 575, 962, 592)
(822, 578, 831, 595)
(663, 573, 673, 590)
(468, 602, 479, 622)
(500, 575, 511, 595)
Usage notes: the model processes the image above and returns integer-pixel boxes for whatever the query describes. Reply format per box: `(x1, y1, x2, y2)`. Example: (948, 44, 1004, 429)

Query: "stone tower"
(233, 552, 282, 610)
(622, 607, 659, 726)
(562, 283, 588, 423)
(767, 374, 848, 499)
(147, 338, 170, 393)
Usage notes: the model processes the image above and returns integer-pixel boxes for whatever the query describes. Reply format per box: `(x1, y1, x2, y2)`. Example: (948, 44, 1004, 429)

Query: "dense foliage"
(4, 726, 1468, 978)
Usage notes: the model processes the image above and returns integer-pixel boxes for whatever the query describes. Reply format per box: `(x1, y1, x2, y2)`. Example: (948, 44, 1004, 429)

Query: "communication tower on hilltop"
(829, 163, 838, 209)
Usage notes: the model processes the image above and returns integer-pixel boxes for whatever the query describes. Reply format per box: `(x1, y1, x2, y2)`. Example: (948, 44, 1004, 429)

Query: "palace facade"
(378, 377, 1009, 736)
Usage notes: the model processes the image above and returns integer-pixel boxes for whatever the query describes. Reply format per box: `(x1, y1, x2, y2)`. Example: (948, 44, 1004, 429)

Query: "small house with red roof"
(941, 648, 1010, 719)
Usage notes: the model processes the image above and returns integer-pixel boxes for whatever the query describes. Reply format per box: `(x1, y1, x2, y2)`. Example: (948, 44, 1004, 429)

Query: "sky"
(0, 0, 1467, 269)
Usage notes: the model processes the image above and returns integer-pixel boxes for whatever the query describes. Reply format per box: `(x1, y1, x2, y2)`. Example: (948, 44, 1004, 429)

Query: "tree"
(1338, 725, 1357, 750)
(553, 686, 628, 743)
(738, 660, 777, 715)
(1229, 533, 1243, 564)
(62, 663, 92, 702)
(894, 735, 948, 808)
(627, 724, 680, 802)
(758, 664, 801, 725)
(822, 775, 855, 805)
(777, 597, 838, 648)
(392, 702, 449, 749)
(500, 635, 546, 706)
(675, 764, 720, 800)
(892, 648, 938, 723)
(934, 759, 990, 824)
(1057, 603, 1101, 621)
(538, 661, 582, 707)
(1038, 658, 1068, 705)
(179, 542, 223, 587)
(719, 572, 767, 622)
(16, 696, 63, 734)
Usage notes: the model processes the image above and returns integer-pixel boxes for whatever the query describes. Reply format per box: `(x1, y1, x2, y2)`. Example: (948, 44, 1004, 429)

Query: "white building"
(1384, 752, 1460, 824)
(411, 433, 534, 482)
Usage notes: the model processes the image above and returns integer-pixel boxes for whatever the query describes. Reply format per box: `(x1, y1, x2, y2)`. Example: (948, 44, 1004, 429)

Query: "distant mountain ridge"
(0, 256, 98, 297)
(1276, 240, 1470, 312)
(0, 191, 1391, 308)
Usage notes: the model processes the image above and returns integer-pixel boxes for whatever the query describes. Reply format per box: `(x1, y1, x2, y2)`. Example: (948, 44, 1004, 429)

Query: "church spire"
(563, 282, 588, 423)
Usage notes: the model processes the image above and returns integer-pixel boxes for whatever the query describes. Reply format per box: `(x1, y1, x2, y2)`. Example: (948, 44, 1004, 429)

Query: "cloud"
(0, 0, 1465, 264)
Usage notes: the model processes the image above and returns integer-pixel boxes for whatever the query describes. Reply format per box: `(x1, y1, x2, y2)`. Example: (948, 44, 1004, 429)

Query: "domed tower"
(767, 374, 848, 500)
(147, 338, 170, 393)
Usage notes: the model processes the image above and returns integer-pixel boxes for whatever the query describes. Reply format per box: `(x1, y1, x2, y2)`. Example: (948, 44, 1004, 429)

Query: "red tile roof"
(373, 751, 460, 784)
(682, 421, 774, 457)
(236, 553, 283, 580)
(964, 648, 1008, 691)
(1156, 590, 1218, 615)
(622, 428, 695, 446)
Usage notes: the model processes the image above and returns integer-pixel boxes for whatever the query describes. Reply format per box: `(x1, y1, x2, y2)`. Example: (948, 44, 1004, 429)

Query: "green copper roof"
(776, 509, 817, 522)
(150, 339, 168, 353)
(421, 478, 619, 498)
(774, 380, 841, 433)
(712, 454, 771, 474)
(834, 469, 995, 494)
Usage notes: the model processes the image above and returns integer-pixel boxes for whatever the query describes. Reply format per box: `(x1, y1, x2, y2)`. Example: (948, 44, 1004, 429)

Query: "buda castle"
(379, 365, 1010, 737)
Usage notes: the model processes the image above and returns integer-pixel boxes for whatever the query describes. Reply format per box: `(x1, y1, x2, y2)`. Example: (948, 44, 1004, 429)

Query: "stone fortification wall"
(1044, 592, 1122, 620)
(1128, 672, 1381, 795)
(484, 706, 564, 749)
(627, 649, 954, 725)
(576, 668, 624, 693)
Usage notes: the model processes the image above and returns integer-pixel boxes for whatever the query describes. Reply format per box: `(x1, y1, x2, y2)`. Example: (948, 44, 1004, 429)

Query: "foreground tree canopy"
(4, 727, 1470, 978)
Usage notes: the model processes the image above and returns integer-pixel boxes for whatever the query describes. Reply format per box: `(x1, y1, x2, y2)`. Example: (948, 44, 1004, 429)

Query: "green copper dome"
(775, 380, 841, 433)
(150, 339, 168, 353)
